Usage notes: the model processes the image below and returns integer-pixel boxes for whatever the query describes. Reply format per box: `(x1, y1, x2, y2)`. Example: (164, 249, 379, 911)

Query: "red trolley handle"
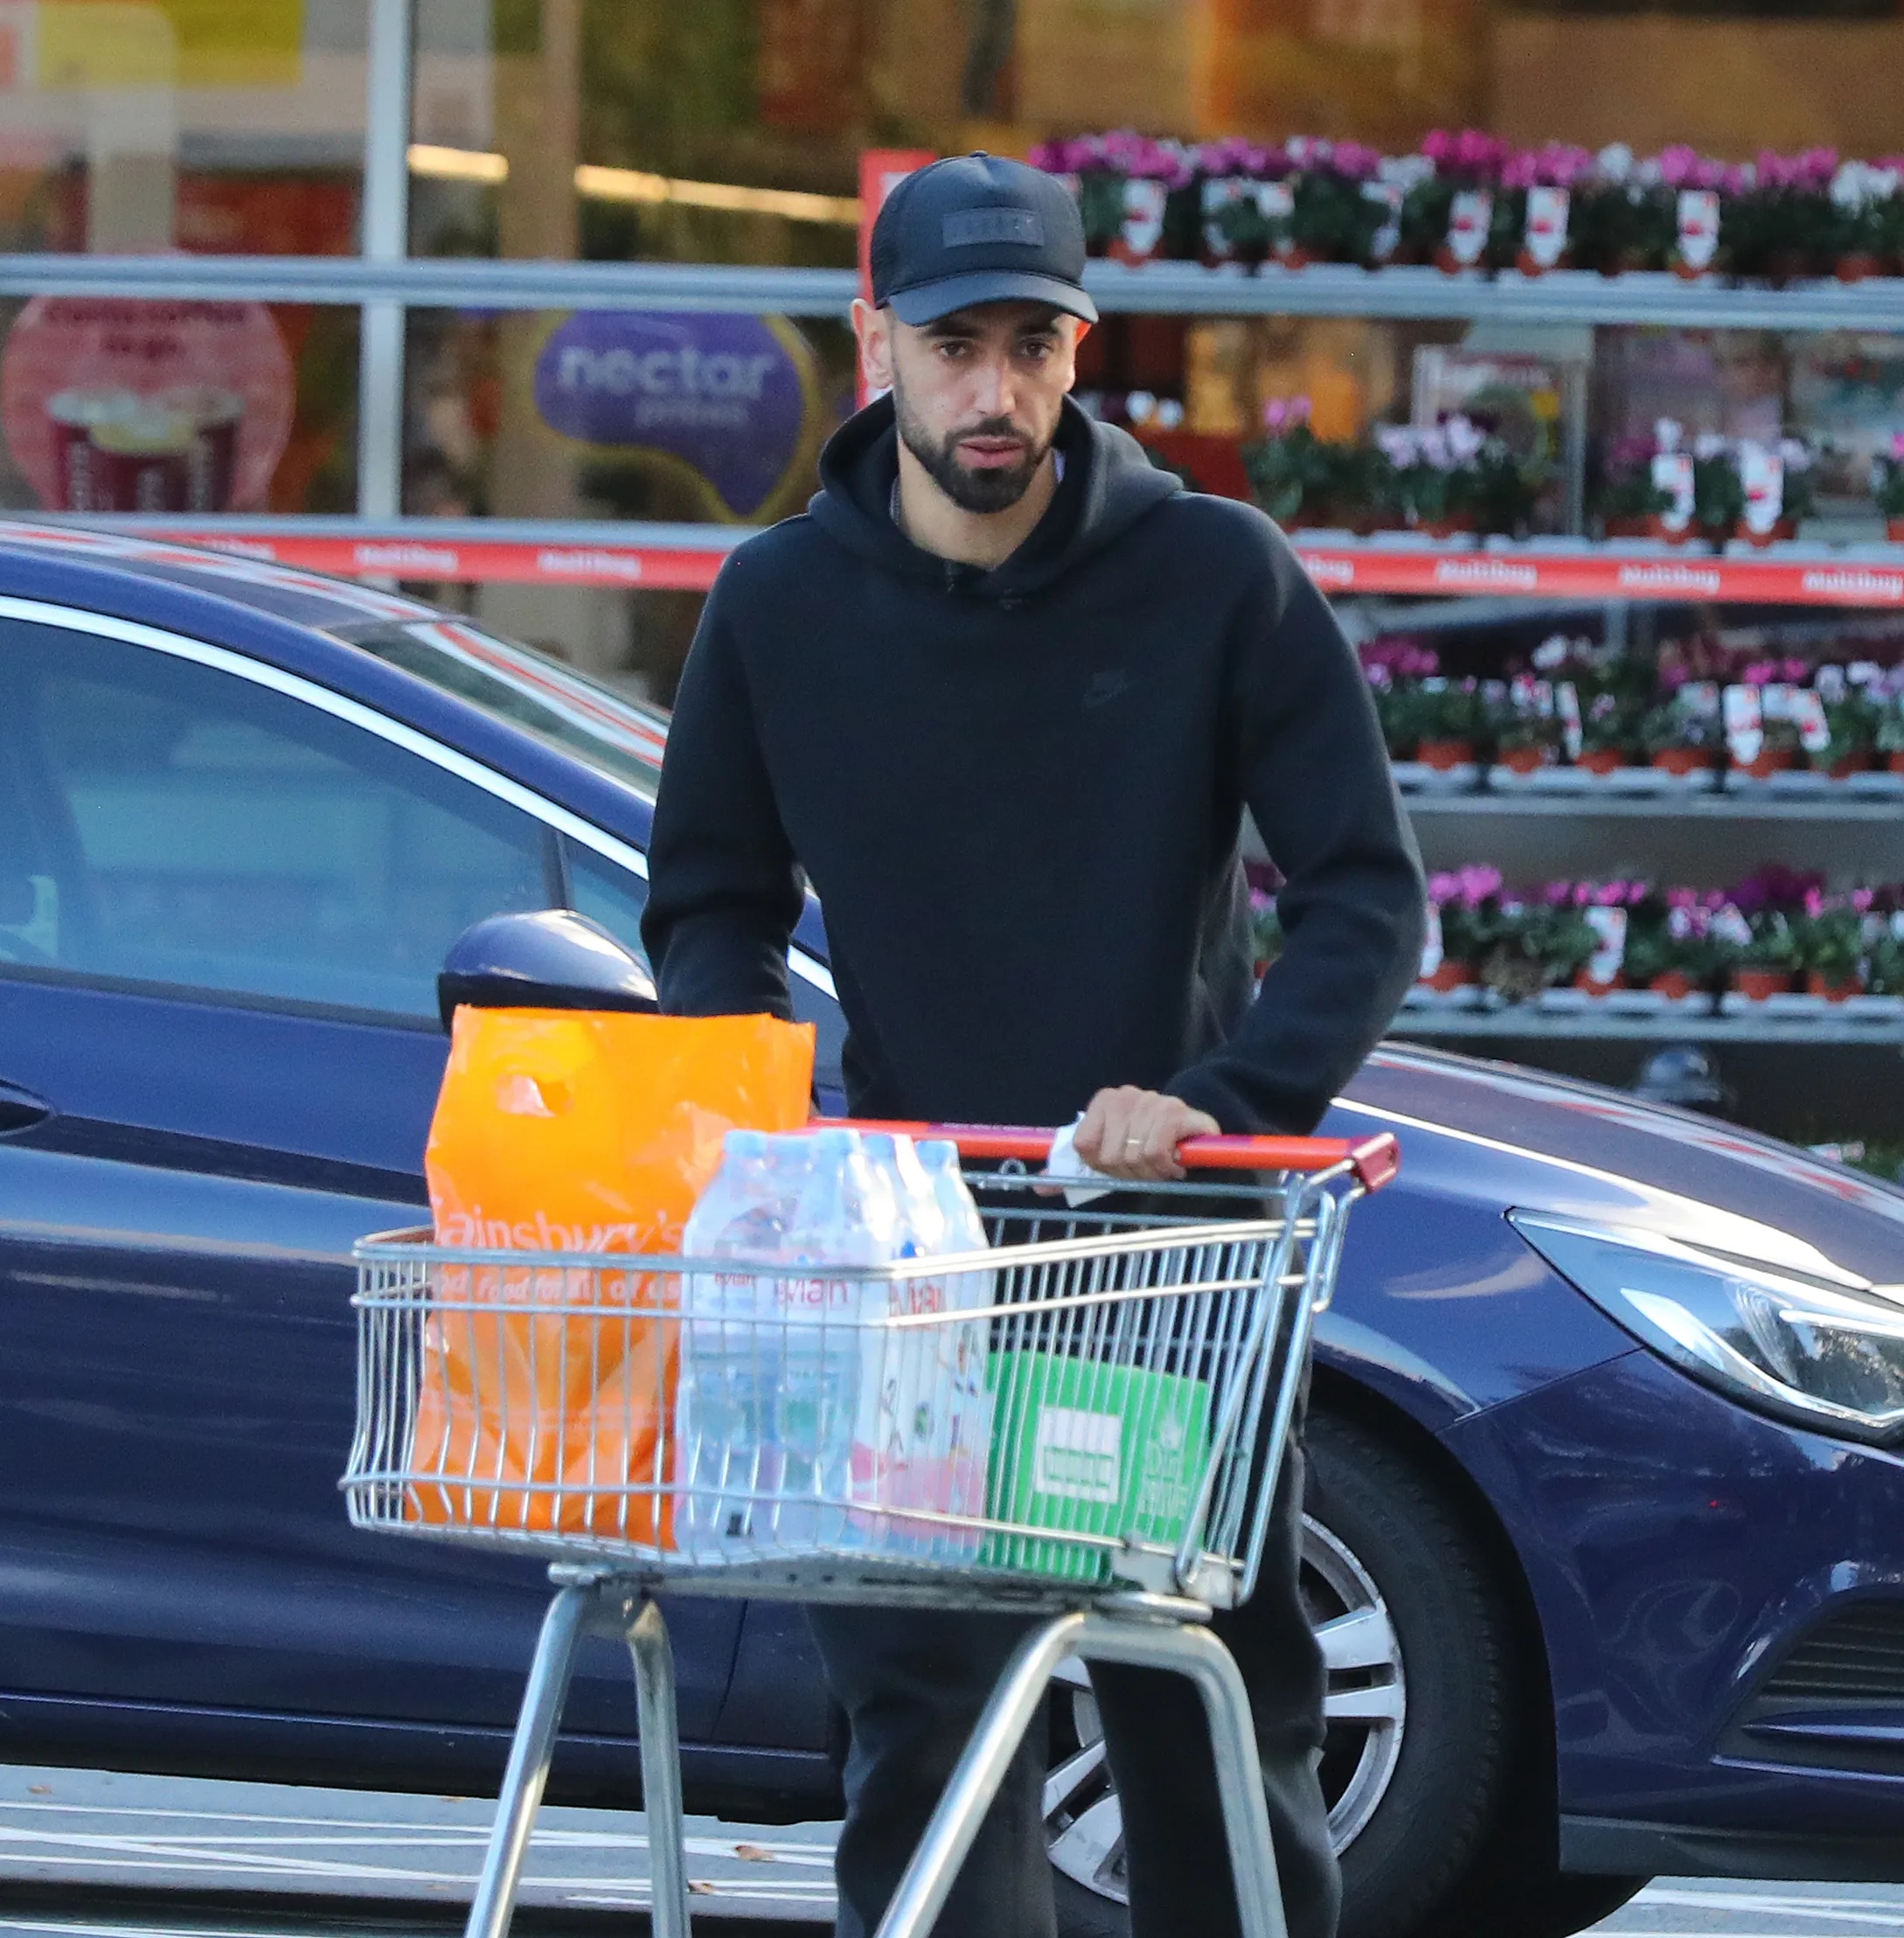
(813, 1119, 1400, 1193)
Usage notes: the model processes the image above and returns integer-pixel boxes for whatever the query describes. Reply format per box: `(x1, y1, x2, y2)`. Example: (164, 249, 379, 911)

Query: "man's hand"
(1072, 1087, 1221, 1183)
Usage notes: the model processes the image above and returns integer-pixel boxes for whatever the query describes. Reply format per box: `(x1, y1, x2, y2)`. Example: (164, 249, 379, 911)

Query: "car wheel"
(1044, 1409, 1526, 1938)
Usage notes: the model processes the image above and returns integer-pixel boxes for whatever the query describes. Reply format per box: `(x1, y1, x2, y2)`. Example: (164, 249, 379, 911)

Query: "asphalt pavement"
(1, 1764, 1899, 1937)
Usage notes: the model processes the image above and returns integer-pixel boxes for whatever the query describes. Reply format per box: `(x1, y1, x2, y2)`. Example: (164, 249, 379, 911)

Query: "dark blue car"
(3, 521, 1903, 1938)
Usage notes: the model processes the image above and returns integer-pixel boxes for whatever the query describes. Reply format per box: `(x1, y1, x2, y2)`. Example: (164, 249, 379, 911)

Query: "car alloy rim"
(1043, 1513, 1407, 1903)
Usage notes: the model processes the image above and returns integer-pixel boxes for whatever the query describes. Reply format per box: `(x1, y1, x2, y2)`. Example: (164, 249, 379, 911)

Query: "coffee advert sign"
(2, 298, 294, 514)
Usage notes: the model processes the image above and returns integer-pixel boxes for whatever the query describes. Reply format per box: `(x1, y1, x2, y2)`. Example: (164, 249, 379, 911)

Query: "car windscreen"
(340, 618, 666, 798)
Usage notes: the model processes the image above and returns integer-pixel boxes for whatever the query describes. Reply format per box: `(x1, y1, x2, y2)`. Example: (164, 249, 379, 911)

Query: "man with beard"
(642, 153, 1424, 1938)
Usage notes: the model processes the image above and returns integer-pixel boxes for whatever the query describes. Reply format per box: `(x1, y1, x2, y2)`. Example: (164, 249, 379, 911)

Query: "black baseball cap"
(870, 152, 1099, 328)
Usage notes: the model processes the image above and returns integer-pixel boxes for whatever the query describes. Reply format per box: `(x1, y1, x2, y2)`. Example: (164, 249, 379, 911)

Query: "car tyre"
(1045, 1407, 1519, 1938)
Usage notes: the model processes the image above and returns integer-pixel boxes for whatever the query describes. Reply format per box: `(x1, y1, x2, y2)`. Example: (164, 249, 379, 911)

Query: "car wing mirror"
(437, 908, 658, 1033)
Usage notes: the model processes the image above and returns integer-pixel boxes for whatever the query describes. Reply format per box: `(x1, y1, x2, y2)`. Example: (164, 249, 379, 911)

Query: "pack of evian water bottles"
(674, 1127, 995, 1562)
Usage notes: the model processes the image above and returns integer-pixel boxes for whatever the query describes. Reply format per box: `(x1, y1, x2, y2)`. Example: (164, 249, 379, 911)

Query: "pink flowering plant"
(1568, 144, 1678, 274)
(1284, 138, 1396, 264)
(1789, 886, 1870, 984)
(1589, 430, 1676, 528)
(1428, 865, 1507, 967)
(1720, 148, 1841, 279)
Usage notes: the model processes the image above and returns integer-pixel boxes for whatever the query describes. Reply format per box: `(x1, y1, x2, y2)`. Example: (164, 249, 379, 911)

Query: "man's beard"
(893, 384, 1053, 514)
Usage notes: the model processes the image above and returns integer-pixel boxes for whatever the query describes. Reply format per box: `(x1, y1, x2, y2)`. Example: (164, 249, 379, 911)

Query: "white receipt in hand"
(1044, 1115, 1115, 1207)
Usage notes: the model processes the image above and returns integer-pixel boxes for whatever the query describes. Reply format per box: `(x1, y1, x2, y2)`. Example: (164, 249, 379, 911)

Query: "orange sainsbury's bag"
(409, 1009, 814, 1546)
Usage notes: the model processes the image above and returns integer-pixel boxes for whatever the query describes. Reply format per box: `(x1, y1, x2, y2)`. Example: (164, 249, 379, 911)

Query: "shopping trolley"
(343, 1123, 1398, 1938)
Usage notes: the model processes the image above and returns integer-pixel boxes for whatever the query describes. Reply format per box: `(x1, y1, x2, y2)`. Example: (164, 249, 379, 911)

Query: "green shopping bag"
(979, 1351, 1212, 1583)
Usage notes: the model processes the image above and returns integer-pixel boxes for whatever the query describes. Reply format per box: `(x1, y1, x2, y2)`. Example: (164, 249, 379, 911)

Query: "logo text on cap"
(942, 208, 1045, 248)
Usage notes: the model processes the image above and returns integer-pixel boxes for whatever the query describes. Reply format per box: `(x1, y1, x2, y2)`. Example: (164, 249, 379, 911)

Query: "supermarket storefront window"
(0, 0, 371, 255)
(404, 0, 1493, 268)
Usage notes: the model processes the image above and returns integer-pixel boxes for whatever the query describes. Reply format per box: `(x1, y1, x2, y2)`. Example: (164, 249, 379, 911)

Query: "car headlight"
(1511, 1209, 1904, 1444)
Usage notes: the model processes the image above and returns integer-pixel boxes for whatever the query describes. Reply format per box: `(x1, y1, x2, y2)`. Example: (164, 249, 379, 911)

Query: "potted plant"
(1575, 691, 1642, 774)
(1867, 927, 1904, 999)
(1618, 893, 1681, 995)
(1375, 416, 1495, 536)
(1829, 160, 1901, 280)
(1817, 688, 1880, 778)
(1735, 711, 1803, 779)
(1878, 686, 1904, 775)
(1791, 891, 1866, 999)
(1360, 638, 1441, 761)
(1873, 435, 1904, 542)
(1591, 434, 1675, 538)
(1493, 705, 1562, 775)
(1569, 143, 1677, 275)
(1053, 131, 1197, 262)
(1425, 865, 1504, 990)
(1286, 139, 1394, 267)
(1241, 397, 1334, 525)
(1734, 912, 1799, 1000)
(1692, 436, 1747, 547)
(1505, 900, 1599, 994)
(1637, 694, 1721, 776)
(1720, 148, 1839, 282)
(1414, 677, 1490, 769)
(1772, 438, 1819, 541)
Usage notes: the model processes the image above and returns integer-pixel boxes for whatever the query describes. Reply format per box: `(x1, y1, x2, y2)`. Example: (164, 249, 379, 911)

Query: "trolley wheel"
(1045, 1407, 1530, 1938)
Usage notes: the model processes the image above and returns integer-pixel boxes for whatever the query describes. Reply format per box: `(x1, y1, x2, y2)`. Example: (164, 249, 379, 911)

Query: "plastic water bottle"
(676, 1130, 779, 1552)
(919, 1139, 997, 1546)
(768, 1128, 900, 1550)
(843, 1136, 997, 1557)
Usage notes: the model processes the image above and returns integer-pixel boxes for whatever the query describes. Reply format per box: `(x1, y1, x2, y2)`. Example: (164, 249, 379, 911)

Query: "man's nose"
(969, 355, 1017, 418)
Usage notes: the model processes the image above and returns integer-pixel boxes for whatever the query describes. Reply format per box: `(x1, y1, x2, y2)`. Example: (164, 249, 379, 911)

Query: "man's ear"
(852, 297, 895, 394)
(1062, 317, 1089, 394)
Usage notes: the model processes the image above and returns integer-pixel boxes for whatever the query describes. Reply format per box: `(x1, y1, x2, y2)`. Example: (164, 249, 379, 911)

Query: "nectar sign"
(532, 312, 816, 520)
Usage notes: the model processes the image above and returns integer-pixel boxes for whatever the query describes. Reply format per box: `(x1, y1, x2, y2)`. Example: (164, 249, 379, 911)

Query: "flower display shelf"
(1401, 788, 1904, 821)
(1077, 260, 1904, 330)
(1289, 535, 1904, 608)
(77, 518, 1904, 606)
(1391, 992, 1904, 1043)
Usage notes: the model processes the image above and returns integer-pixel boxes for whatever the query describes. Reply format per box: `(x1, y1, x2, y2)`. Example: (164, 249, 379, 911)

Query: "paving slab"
(0, 1765, 837, 1925)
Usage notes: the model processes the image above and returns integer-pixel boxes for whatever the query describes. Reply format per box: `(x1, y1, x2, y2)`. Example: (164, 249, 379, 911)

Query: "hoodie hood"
(808, 393, 1181, 599)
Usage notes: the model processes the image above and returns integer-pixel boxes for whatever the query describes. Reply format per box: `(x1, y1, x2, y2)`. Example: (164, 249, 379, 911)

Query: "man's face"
(878, 301, 1081, 514)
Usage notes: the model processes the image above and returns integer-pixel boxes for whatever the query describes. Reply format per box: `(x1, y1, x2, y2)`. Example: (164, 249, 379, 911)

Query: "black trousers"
(806, 1430, 1338, 1938)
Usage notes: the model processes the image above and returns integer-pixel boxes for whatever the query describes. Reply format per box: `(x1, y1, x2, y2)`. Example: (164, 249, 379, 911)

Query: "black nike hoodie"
(642, 394, 1425, 1136)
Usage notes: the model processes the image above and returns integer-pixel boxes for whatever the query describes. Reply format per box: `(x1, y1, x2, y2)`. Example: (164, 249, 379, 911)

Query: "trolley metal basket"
(344, 1124, 1396, 1938)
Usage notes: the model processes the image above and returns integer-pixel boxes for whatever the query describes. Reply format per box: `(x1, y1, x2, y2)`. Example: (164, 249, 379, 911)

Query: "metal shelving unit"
(1392, 1003, 1904, 1044)
(1400, 787, 1904, 819)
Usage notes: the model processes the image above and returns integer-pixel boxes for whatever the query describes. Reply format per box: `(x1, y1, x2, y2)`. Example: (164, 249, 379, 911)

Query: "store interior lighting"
(407, 144, 861, 226)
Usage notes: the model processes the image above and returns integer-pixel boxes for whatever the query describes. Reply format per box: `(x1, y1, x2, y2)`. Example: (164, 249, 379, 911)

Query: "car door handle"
(0, 1080, 52, 1136)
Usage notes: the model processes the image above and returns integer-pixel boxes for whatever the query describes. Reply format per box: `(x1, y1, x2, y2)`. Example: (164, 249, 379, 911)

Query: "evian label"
(1677, 190, 1721, 271)
(1522, 185, 1569, 269)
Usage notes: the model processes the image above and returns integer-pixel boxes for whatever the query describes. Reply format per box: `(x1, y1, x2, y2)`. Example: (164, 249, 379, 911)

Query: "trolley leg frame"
(463, 1574, 1284, 1938)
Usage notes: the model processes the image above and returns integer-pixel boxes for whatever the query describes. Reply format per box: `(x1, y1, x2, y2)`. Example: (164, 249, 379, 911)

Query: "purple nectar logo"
(533, 312, 813, 518)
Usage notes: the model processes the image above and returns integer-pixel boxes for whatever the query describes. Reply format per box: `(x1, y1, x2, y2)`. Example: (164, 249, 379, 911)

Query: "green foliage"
(1789, 904, 1865, 979)
(1289, 170, 1390, 264)
(1241, 427, 1337, 525)
(1692, 451, 1747, 533)
(1866, 933, 1904, 998)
